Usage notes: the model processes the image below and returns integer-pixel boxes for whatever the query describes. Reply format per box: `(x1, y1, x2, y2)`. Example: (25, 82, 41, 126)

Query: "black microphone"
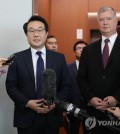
(42, 69, 56, 108)
(56, 100, 89, 119)
(56, 101, 120, 133)
(42, 69, 89, 118)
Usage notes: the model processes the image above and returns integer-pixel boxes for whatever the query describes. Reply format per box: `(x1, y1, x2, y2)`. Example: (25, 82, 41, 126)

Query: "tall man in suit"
(68, 40, 87, 134)
(6, 15, 70, 134)
(77, 6, 120, 134)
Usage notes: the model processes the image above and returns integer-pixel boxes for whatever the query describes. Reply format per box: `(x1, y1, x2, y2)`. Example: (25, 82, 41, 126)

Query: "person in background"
(68, 40, 87, 134)
(6, 15, 70, 134)
(77, 6, 120, 134)
(45, 34, 70, 133)
(45, 35, 58, 51)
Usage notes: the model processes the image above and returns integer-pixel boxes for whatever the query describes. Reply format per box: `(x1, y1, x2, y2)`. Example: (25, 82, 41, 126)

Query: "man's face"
(26, 21, 48, 50)
(97, 10, 118, 37)
(45, 37, 58, 51)
(74, 43, 86, 60)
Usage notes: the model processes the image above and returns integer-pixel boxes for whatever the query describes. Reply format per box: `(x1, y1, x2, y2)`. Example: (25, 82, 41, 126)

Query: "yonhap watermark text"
(85, 117, 120, 130)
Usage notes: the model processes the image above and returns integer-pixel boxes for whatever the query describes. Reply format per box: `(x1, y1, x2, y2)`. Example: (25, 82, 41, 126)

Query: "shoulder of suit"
(46, 49, 64, 56)
(85, 38, 101, 49)
(14, 48, 30, 57)
(68, 61, 75, 66)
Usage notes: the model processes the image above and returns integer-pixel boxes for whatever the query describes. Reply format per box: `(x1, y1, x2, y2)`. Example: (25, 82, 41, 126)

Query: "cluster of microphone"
(42, 69, 120, 133)
(42, 69, 89, 119)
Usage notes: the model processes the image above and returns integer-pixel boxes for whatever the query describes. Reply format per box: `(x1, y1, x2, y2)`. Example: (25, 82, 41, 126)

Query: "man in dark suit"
(6, 15, 70, 134)
(68, 40, 87, 134)
(77, 6, 120, 134)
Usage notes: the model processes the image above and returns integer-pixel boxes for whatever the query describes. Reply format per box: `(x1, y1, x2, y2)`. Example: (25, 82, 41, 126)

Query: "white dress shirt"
(76, 60, 79, 70)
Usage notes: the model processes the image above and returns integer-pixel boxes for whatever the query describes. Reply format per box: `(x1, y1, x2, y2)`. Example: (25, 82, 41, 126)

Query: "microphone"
(42, 69, 56, 108)
(56, 100, 89, 119)
(42, 69, 89, 119)
(2, 54, 15, 65)
(56, 101, 120, 133)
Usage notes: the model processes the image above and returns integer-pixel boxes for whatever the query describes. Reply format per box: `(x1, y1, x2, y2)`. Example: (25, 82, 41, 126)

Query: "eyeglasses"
(28, 28, 45, 35)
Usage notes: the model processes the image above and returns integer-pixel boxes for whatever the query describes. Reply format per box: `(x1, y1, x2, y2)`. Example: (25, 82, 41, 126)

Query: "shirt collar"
(31, 46, 46, 56)
(102, 33, 118, 44)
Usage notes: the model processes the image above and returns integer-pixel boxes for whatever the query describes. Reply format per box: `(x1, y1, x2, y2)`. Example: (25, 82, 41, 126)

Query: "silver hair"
(97, 6, 116, 19)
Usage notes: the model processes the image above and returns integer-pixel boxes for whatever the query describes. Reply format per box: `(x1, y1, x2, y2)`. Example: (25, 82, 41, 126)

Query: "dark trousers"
(84, 124, 120, 134)
(17, 114, 59, 134)
(68, 115, 81, 134)
(84, 107, 120, 134)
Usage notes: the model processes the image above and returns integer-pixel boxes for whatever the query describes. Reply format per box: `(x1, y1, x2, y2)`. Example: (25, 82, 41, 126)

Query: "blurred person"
(68, 40, 87, 134)
(45, 35, 58, 51)
(77, 6, 120, 134)
(6, 15, 70, 134)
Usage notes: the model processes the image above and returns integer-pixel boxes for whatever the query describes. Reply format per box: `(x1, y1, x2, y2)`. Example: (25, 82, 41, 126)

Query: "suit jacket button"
(102, 75, 106, 79)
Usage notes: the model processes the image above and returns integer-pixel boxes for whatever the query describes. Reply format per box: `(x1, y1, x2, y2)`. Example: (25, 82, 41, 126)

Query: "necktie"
(36, 51, 44, 99)
(102, 39, 110, 68)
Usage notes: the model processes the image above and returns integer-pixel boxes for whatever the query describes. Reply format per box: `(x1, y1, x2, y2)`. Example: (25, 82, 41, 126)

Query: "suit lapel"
(23, 48, 35, 84)
(46, 49, 53, 68)
(71, 62, 77, 77)
(95, 39, 104, 70)
(106, 36, 120, 67)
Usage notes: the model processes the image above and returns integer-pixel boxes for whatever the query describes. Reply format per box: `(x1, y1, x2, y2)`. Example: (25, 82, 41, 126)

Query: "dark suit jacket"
(6, 48, 70, 128)
(77, 36, 120, 119)
(68, 62, 82, 108)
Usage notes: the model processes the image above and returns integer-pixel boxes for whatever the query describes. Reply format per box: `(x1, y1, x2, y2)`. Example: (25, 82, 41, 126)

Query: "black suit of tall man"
(77, 36, 120, 134)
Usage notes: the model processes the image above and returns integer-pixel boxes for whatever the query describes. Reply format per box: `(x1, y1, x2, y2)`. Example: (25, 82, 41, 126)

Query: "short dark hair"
(73, 40, 87, 51)
(23, 15, 49, 34)
(47, 35, 56, 39)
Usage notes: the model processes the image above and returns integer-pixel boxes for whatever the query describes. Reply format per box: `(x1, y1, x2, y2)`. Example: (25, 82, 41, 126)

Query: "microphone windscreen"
(42, 69, 56, 102)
